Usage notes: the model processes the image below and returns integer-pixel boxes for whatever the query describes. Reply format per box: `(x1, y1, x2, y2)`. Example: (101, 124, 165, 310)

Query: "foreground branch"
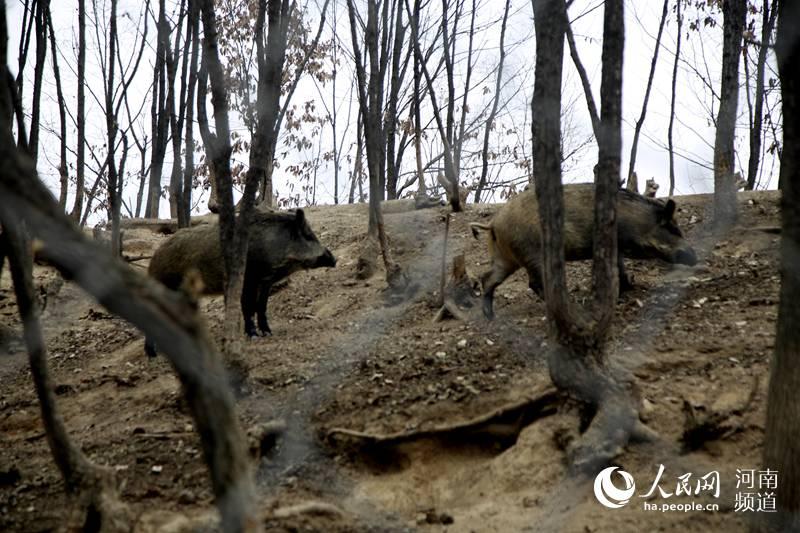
(0, 138, 259, 533)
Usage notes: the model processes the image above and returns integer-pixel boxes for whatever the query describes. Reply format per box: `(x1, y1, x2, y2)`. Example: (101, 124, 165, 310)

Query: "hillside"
(0, 190, 782, 532)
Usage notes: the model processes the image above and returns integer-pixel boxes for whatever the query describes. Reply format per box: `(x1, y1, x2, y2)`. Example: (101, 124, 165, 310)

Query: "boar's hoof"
(482, 298, 495, 321)
(619, 275, 635, 293)
(675, 248, 698, 266)
(144, 339, 157, 358)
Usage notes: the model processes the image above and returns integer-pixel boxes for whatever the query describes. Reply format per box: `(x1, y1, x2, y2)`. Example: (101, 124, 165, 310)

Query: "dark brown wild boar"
(471, 184, 697, 319)
(145, 209, 336, 356)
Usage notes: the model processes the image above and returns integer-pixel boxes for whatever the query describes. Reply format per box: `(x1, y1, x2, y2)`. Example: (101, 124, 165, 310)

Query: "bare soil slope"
(0, 191, 781, 532)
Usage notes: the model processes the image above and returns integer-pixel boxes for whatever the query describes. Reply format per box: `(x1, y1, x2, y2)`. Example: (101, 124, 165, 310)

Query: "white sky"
(4, 0, 781, 224)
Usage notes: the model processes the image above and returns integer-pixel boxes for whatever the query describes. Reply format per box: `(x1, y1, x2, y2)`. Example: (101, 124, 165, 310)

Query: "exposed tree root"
(325, 385, 558, 450)
(270, 501, 345, 519)
(546, 343, 650, 475)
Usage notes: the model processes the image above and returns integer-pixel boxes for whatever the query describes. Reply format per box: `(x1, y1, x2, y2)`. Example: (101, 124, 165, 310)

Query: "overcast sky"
(4, 0, 780, 223)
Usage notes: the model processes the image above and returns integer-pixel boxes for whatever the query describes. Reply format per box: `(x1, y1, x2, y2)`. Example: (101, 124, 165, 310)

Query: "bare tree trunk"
(532, 0, 642, 474)
(385, 0, 407, 200)
(407, 0, 461, 211)
(760, 1, 800, 530)
(28, 0, 49, 162)
(712, 0, 745, 229)
(105, 0, 121, 257)
(626, 0, 668, 193)
(347, 0, 406, 289)
(746, 0, 778, 191)
(134, 136, 148, 218)
(182, 0, 200, 226)
(168, 2, 188, 223)
(46, 4, 68, 210)
(474, 0, 510, 203)
(257, 0, 331, 209)
(146, 0, 170, 219)
(412, 0, 427, 200)
(667, 0, 682, 197)
(70, 0, 87, 222)
(198, 0, 249, 372)
(349, 109, 364, 204)
(565, 12, 600, 140)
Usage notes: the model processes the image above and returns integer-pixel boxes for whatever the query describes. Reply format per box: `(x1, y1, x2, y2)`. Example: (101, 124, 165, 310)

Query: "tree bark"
(532, 0, 640, 474)
(760, 1, 800, 530)
(27, 0, 48, 162)
(746, 0, 778, 191)
(70, 0, 87, 223)
(667, 0, 682, 197)
(712, 0, 745, 229)
(198, 0, 251, 372)
(145, 0, 170, 219)
(182, 0, 200, 226)
(46, 4, 68, 210)
(347, 0, 406, 289)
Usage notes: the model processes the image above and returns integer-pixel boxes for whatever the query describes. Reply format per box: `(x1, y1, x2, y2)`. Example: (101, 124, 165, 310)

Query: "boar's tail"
(469, 222, 493, 240)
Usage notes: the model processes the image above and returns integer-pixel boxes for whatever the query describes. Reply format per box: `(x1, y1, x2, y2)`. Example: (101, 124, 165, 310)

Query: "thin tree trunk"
(412, 0, 426, 199)
(746, 0, 778, 191)
(474, 0, 509, 204)
(70, 0, 87, 222)
(28, 0, 49, 162)
(565, 13, 600, 140)
(14, 0, 35, 151)
(146, 0, 170, 219)
(105, 0, 121, 256)
(182, 0, 199, 226)
(626, 0, 668, 193)
(385, 0, 406, 200)
(46, 4, 68, 210)
(667, 0, 682, 196)
(712, 0, 745, 229)
(532, 0, 641, 474)
(760, 1, 800, 530)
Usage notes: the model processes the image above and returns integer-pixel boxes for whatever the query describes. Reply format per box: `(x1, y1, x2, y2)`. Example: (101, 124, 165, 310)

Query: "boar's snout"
(319, 248, 337, 268)
(674, 247, 697, 266)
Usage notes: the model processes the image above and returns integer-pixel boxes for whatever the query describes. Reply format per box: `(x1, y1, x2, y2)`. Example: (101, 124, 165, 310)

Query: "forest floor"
(0, 190, 783, 532)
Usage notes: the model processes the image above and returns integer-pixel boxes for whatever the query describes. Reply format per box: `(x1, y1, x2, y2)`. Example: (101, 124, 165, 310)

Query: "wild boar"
(145, 209, 335, 356)
(471, 184, 697, 319)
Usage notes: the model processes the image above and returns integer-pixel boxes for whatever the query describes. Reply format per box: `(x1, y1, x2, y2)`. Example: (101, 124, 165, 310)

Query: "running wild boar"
(471, 184, 697, 319)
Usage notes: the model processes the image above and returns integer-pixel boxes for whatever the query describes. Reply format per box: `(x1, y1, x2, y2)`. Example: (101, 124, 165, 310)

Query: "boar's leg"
(255, 280, 273, 336)
(525, 264, 545, 298)
(241, 275, 260, 338)
(480, 261, 518, 320)
(144, 338, 157, 358)
(618, 256, 634, 292)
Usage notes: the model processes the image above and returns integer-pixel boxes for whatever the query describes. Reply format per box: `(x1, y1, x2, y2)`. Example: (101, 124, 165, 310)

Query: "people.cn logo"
(594, 467, 636, 509)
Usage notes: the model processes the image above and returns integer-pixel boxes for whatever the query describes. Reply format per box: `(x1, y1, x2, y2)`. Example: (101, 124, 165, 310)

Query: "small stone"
(457, 339, 467, 349)
(486, 339, 495, 346)
(151, 465, 163, 474)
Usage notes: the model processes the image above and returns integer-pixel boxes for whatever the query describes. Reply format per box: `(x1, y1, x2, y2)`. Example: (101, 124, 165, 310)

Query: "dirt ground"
(0, 190, 783, 532)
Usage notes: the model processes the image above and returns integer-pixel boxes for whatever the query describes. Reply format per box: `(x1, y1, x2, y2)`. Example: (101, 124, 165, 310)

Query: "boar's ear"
(294, 208, 306, 226)
(660, 199, 676, 221)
